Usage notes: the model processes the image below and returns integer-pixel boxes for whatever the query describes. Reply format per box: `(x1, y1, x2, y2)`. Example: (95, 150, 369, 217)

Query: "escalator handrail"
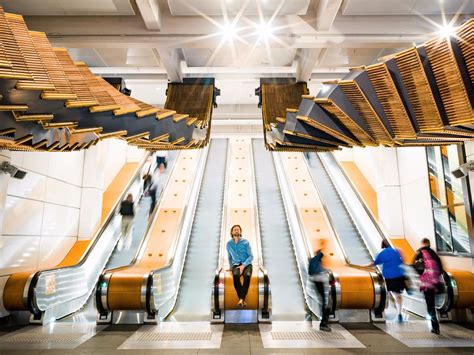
(315, 152, 378, 261)
(249, 138, 264, 265)
(27, 152, 151, 311)
(149, 146, 208, 273)
(146, 145, 210, 317)
(303, 152, 370, 269)
(216, 139, 232, 267)
(323, 152, 394, 252)
(304, 153, 387, 311)
(271, 150, 318, 315)
(317, 153, 456, 313)
(102, 151, 180, 273)
(162, 139, 229, 319)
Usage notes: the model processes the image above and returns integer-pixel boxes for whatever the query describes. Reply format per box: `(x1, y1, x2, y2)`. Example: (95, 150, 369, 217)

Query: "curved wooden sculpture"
(263, 19, 474, 151)
(0, 7, 214, 152)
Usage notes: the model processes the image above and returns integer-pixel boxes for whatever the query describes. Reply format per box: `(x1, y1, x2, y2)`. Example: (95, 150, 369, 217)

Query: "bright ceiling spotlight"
(438, 22, 455, 38)
(219, 23, 238, 43)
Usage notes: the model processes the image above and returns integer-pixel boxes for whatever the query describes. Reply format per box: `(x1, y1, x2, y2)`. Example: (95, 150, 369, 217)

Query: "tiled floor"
(1, 321, 474, 354)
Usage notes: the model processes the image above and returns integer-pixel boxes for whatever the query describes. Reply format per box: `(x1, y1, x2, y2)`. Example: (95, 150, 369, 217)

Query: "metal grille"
(398, 331, 474, 340)
(0, 333, 86, 344)
(137, 331, 213, 342)
(271, 330, 346, 340)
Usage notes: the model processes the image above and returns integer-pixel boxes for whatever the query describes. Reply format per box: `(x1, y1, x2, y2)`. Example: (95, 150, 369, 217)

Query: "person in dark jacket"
(119, 193, 135, 238)
(413, 238, 444, 334)
(308, 245, 331, 332)
(372, 240, 406, 322)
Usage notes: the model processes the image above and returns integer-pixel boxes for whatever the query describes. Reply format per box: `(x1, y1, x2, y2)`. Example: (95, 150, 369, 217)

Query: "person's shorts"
(385, 276, 406, 293)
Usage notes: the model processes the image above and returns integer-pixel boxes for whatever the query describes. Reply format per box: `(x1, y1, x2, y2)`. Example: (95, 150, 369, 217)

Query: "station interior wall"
(336, 142, 474, 272)
(0, 137, 472, 316)
(0, 140, 144, 279)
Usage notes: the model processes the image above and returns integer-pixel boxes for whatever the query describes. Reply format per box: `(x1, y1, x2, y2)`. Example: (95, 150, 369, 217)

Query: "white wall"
(0, 139, 145, 277)
(0, 150, 84, 277)
(396, 147, 435, 247)
(353, 147, 378, 188)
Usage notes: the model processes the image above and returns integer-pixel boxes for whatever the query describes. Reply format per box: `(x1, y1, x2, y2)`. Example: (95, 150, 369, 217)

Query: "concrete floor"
(1, 322, 474, 354)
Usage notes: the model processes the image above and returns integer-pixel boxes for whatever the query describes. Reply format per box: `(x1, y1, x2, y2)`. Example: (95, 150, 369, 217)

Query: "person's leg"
(315, 281, 330, 329)
(393, 291, 403, 320)
(149, 188, 157, 214)
(424, 289, 439, 333)
(124, 217, 133, 237)
(241, 265, 253, 301)
(232, 266, 243, 300)
(121, 217, 128, 236)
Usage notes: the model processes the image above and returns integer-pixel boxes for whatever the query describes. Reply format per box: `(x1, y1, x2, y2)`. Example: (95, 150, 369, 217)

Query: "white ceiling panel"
(214, 79, 260, 105)
(0, 0, 135, 16)
(68, 48, 107, 67)
(167, 0, 311, 16)
(341, 0, 473, 15)
(183, 46, 296, 67)
(320, 47, 384, 67)
(71, 48, 160, 67)
(125, 79, 168, 105)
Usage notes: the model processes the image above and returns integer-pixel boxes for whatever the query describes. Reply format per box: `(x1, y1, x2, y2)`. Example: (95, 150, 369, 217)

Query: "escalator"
(96, 148, 208, 323)
(305, 152, 374, 265)
(1, 152, 171, 324)
(274, 151, 385, 321)
(211, 138, 271, 323)
(305, 151, 456, 318)
(251, 138, 306, 321)
(168, 139, 228, 321)
(64, 152, 178, 322)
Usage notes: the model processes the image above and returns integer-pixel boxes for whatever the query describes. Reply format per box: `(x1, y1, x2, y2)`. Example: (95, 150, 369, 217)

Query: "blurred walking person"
(372, 240, 406, 322)
(414, 238, 444, 335)
(308, 241, 331, 332)
(119, 193, 135, 238)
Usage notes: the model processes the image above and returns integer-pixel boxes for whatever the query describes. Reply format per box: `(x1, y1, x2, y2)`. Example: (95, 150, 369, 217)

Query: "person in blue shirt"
(226, 224, 253, 308)
(371, 240, 406, 322)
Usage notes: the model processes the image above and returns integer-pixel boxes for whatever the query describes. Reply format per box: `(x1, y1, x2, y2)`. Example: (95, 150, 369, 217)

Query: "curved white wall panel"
(23, 152, 50, 176)
(78, 188, 103, 240)
(45, 178, 81, 209)
(48, 152, 84, 187)
(7, 171, 47, 201)
(38, 236, 77, 269)
(41, 204, 79, 237)
(3, 196, 44, 236)
(0, 235, 40, 275)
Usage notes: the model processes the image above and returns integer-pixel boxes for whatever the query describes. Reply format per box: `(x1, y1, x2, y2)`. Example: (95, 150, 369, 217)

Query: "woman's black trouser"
(424, 288, 439, 332)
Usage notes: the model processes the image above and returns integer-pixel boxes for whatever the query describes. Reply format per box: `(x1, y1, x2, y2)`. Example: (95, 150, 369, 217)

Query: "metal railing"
(271, 151, 322, 318)
(28, 153, 151, 324)
(316, 152, 454, 315)
(145, 146, 209, 321)
(303, 152, 386, 316)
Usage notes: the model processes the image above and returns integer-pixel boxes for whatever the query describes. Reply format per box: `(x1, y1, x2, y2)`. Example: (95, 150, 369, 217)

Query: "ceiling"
(0, 0, 472, 121)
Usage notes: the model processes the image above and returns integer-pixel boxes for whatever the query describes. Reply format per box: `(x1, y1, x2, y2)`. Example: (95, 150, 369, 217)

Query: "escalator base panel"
(0, 324, 106, 350)
(118, 322, 223, 349)
(259, 322, 364, 348)
(375, 321, 474, 348)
